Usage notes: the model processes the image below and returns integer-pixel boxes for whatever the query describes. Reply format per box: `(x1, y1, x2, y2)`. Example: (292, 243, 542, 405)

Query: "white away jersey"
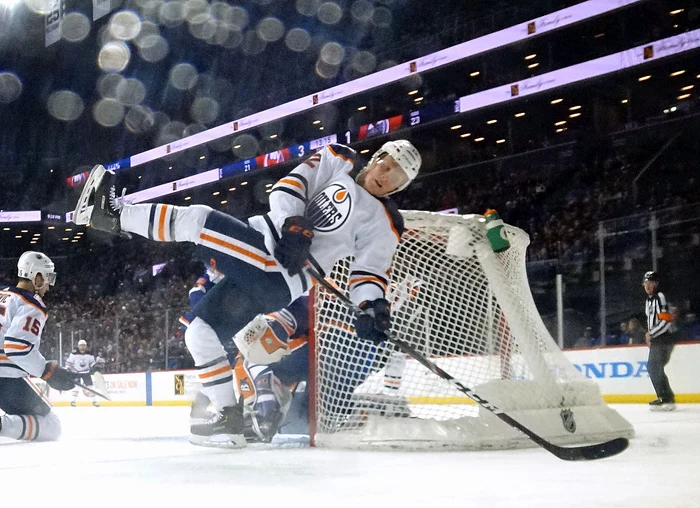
(248, 143, 404, 304)
(66, 351, 96, 374)
(0, 286, 49, 379)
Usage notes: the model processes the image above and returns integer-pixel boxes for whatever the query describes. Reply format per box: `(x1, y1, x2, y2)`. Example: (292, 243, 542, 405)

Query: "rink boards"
(34, 342, 700, 406)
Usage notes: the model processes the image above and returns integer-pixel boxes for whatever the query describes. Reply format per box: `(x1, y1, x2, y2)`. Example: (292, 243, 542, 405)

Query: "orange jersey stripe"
(158, 205, 168, 241)
(4, 343, 30, 350)
(349, 276, 387, 290)
(278, 178, 304, 190)
(382, 207, 401, 242)
(26, 415, 34, 441)
(199, 364, 231, 379)
(327, 145, 353, 164)
(199, 233, 277, 267)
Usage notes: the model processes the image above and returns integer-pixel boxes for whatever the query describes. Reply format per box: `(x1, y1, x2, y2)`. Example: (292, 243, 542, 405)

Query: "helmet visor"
(46, 272, 56, 286)
(378, 155, 409, 191)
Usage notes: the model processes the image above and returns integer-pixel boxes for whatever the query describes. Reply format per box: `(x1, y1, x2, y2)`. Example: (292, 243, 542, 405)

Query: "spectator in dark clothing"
(626, 318, 646, 345)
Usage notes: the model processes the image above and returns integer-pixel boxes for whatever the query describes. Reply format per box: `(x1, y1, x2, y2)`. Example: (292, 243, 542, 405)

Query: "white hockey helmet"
(78, 339, 87, 352)
(372, 140, 421, 194)
(17, 251, 56, 287)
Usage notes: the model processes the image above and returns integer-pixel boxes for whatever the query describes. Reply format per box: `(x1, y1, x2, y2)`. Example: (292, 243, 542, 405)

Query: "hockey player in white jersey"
(66, 339, 99, 407)
(74, 140, 421, 448)
(0, 251, 78, 442)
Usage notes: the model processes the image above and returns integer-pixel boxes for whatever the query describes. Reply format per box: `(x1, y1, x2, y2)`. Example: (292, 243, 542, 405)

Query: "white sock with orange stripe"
(185, 317, 236, 412)
(120, 203, 212, 243)
(383, 352, 406, 393)
(0, 412, 61, 442)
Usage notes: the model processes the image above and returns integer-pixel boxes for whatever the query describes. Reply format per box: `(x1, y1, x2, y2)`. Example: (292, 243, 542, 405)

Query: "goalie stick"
(305, 265, 629, 461)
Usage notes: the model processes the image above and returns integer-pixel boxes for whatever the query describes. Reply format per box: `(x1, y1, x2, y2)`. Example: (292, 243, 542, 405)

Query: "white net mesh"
(311, 211, 633, 450)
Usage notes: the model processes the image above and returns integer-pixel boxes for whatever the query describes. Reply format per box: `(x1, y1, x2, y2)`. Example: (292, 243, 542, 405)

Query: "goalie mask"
(18, 251, 56, 288)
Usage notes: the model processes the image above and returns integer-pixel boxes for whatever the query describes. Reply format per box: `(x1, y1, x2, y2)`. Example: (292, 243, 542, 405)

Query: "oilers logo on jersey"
(306, 183, 352, 232)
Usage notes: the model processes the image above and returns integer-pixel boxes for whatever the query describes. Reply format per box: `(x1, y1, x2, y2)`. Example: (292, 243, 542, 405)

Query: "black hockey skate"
(649, 398, 676, 412)
(189, 405, 247, 449)
(72, 164, 126, 236)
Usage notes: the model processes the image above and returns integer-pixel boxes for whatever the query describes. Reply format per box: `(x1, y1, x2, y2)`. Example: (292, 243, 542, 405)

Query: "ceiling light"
(184, 196, 191, 201)
(199, 155, 206, 160)
(65, 228, 72, 231)
(670, 70, 686, 77)
(76, 232, 83, 235)
(487, 119, 497, 125)
(48, 226, 55, 230)
(15, 235, 21, 239)
(3, 227, 10, 231)
(569, 112, 581, 118)
(228, 187, 236, 191)
(474, 137, 485, 142)
(670, 9, 684, 15)
(21, 229, 28, 233)
(551, 98, 564, 104)
(241, 182, 248, 186)
(678, 93, 691, 100)
(357, 105, 367, 111)
(71, 240, 79, 243)
(469, 71, 480, 77)
(169, 166, 173, 169)
(528, 62, 539, 69)
(450, 125, 462, 130)
(62, 237, 69, 241)
(360, 149, 370, 153)
(414, 97, 423, 102)
(313, 120, 321, 124)
(460, 133, 471, 138)
(621, 99, 629, 104)
(638, 75, 651, 81)
(30, 241, 37, 244)
(138, 176, 142, 179)
(408, 90, 418, 95)
(670, 106, 677, 112)
(213, 191, 220, 196)
(319, 126, 324, 130)
(681, 85, 694, 91)
(594, 33, 605, 38)
(270, 134, 277, 139)
(525, 54, 536, 60)
(555, 120, 567, 126)
(569, 105, 582, 111)
(220, 200, 228, 205)
(234, 144, 241, 149)
(514, 112, 526, 117)
(496, 139, 506, 144)
(556, 128, 566, 133)
(266, 189, 271, 193)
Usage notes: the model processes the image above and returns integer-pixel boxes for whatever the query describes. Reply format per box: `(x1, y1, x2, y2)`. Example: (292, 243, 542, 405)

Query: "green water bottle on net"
(484, 209, 510, 253)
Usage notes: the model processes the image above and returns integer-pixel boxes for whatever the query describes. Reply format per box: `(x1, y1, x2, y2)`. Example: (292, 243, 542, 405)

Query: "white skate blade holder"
(189, 433, 247, 449)
(73, 164, 106, 225)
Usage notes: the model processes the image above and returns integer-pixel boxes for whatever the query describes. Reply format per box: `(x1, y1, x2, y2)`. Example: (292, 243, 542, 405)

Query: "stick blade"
(548, 437, 629, 461)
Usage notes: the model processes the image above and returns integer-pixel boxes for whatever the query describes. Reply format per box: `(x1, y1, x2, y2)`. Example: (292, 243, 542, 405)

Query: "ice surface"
(2, 405, 699, 507)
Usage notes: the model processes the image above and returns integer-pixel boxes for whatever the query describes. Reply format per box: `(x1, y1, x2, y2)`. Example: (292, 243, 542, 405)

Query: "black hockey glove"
(274, 216, 314, 276)
(355, 298, 391, 345)
(42, 361, 78, 391)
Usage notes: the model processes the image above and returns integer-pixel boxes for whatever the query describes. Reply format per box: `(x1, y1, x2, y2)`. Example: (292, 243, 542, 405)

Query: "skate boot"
(649, 398, 676, 412)
(189, 404, 247, 449)
(73, 164, 127, 236)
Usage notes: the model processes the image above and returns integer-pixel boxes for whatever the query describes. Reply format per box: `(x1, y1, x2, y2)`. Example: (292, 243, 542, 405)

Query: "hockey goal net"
(308, 211, 634, 450)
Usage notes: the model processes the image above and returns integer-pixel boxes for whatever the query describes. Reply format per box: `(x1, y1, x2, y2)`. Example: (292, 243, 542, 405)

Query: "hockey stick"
(305, 266, 629, 461)
(76, 380, 111, 401)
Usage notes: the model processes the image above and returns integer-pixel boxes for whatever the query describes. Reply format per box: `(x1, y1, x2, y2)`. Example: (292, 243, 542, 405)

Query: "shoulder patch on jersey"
(379, 197, 405, 241)
(327, 144, 357, 165)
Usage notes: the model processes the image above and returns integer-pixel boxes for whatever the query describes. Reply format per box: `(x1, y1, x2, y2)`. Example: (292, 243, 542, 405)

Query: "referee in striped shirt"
(643, 271, 677, 411)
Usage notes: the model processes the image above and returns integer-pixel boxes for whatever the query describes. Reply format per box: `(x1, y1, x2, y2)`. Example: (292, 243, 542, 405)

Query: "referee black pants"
(648, 341, 675, 402)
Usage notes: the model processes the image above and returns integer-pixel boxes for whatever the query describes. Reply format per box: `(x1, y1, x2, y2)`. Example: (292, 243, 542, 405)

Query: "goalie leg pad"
(234, 314, 291, 365)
